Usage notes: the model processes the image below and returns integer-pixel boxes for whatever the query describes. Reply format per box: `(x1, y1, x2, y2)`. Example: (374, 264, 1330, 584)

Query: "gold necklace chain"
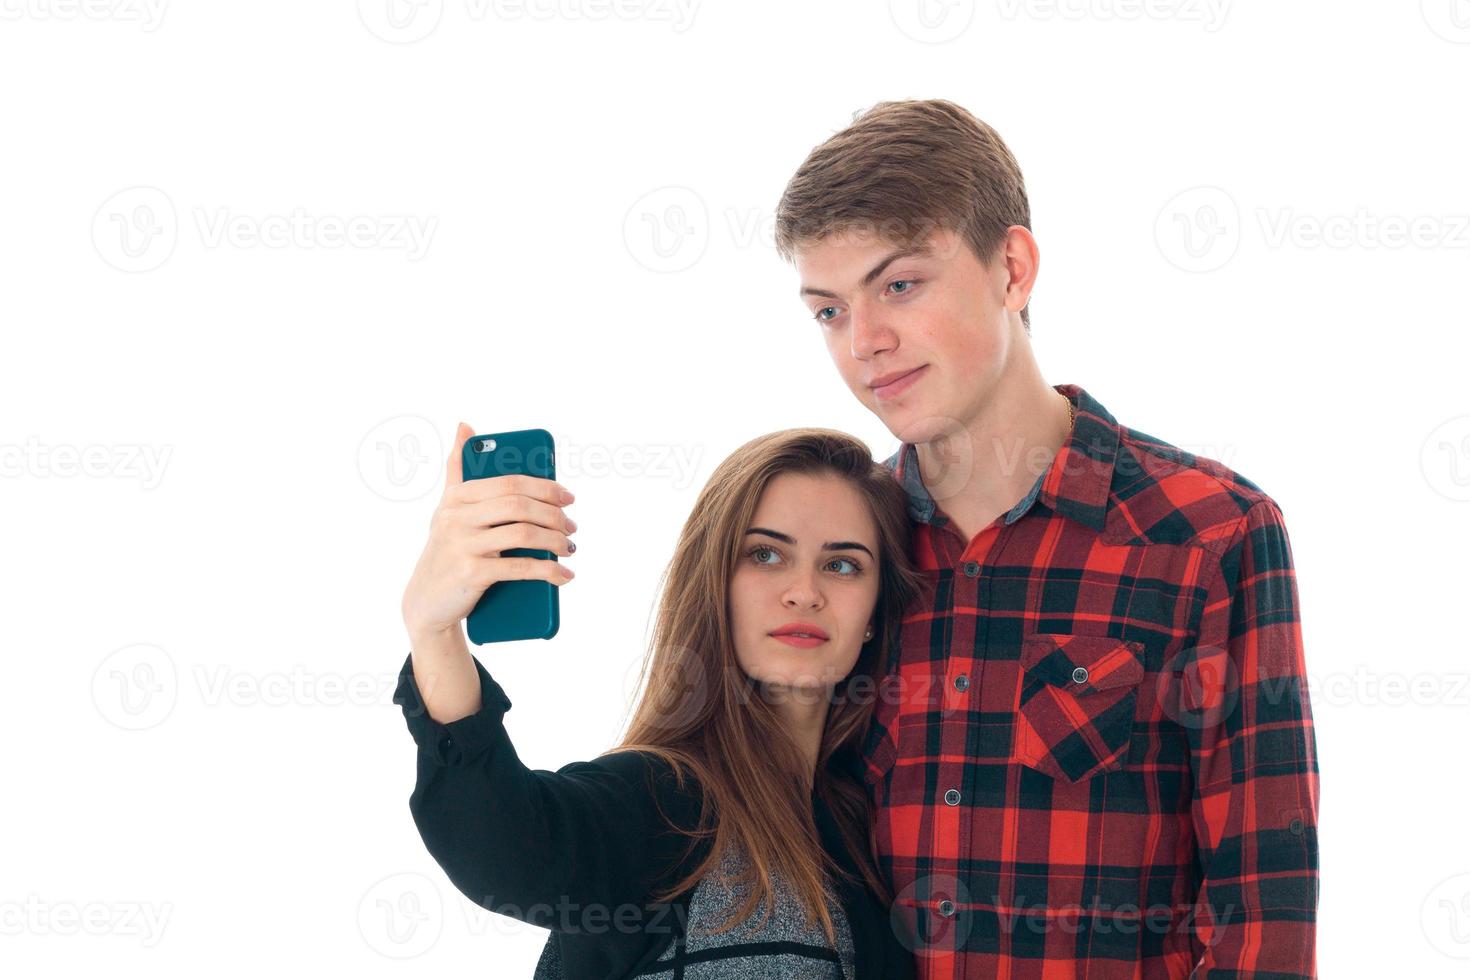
(1064, 392, 1076, 431)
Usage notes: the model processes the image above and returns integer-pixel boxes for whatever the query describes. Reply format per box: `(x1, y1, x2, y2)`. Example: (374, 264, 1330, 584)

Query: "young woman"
(393, 423, 925, 979)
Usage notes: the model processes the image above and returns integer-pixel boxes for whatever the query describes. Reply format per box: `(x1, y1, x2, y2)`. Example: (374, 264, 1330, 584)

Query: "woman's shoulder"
(558, 748, 710, 836)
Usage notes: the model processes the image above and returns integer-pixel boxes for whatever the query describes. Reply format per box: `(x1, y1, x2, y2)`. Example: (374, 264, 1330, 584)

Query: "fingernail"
(566, 518, 578, 533)
(561, 488, 575, 503)
(568, 541, 577, 553)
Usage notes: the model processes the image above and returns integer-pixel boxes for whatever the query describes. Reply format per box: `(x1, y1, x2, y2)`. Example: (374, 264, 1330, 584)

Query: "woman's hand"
(401, 422, 577, 641)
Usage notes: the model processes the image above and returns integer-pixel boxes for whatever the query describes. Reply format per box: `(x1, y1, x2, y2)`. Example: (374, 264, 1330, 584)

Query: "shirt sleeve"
(1187, 498, 1320, 976)
(391, 649, 705, 931)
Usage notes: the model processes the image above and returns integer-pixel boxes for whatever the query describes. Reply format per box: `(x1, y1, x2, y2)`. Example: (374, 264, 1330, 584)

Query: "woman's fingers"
(483, 554, 576, 587)
(464, 522, 575, 559)
(449, 472, 573, 509)
(443, 422, 474, 492)
(446, 487, 575, 536)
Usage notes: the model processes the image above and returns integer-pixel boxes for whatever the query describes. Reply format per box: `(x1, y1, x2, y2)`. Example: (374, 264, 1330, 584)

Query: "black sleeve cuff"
(392, 650, 514, 766)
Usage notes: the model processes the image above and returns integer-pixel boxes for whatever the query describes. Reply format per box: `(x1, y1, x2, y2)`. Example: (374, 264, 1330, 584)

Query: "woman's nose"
(782, 579, 823, 608)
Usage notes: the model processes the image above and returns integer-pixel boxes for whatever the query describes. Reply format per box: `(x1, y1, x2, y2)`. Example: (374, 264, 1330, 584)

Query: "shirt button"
(962, 561, 980, 577)
(944, 788, 961, 806)
(954, 674, 970, 692)
(938, 900, 955, 917)
(1071, 666, 1089, 685)
(1289, 818, 1304, 835)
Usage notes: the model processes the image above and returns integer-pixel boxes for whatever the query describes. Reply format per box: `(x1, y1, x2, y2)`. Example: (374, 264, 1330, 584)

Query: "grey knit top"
(393, 650, 915, 980)
(534, 836, 854, 978)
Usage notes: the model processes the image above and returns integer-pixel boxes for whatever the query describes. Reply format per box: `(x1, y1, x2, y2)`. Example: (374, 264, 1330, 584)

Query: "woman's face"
(729, 470, 882, 693)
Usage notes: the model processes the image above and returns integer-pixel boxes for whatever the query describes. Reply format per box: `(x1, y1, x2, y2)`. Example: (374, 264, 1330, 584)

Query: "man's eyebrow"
(745, 527, 875, 560)
(798, 244, 933, 300)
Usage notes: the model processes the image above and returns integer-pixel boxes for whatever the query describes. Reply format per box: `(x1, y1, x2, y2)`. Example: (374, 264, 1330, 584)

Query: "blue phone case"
(462, 428, 561, 644)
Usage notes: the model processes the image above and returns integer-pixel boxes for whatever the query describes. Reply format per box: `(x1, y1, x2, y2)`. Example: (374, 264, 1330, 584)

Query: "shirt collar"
(882, 383, 1120, 533)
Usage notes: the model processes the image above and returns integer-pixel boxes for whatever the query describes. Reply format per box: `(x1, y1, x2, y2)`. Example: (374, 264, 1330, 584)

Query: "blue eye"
(746, 545, 864, 576)
(810, 279, 919, 323)
(750, 545, 779, 565)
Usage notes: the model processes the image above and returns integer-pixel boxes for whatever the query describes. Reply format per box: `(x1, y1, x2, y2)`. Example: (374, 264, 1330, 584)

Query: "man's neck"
(915, 370, 1071, 544)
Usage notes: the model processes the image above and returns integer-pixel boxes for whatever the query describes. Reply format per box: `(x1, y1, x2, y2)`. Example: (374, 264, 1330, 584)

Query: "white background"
(3, 1, 1469, 976)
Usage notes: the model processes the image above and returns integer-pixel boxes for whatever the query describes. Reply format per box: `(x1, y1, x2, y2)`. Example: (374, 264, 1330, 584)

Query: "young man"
(775, 99, 1320, 978)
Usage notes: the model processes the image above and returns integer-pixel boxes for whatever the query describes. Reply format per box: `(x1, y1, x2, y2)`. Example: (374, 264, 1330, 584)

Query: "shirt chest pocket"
(1014, 633, 1145, 783)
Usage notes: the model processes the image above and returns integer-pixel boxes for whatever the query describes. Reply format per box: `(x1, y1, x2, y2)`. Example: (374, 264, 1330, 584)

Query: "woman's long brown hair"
(600, 428, 925, 945)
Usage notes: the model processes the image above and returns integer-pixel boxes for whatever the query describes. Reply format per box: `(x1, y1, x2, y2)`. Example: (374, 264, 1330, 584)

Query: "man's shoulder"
(1107, 423, 1286, 555)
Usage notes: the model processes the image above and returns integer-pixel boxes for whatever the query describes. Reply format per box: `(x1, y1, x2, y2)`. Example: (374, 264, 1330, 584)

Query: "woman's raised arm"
(393, 642, 705, 931)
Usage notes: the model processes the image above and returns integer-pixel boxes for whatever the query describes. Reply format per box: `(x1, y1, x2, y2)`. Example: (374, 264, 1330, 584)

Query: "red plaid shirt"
(861, 383, 1319, 978)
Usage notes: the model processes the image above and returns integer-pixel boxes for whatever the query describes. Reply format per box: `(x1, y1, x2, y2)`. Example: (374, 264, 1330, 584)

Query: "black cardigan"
(392, 650, 916, 979)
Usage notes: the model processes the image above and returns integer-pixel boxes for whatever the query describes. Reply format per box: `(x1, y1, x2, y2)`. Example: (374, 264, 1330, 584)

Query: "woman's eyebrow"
(745, 527, 875, 560)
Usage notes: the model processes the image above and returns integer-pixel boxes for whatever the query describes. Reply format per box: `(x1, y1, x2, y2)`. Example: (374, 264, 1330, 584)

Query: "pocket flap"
(1021, 633, 1144, 692)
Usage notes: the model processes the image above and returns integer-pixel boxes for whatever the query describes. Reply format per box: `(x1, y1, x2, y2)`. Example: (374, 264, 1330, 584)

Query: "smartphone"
(461, 427, 561, 644)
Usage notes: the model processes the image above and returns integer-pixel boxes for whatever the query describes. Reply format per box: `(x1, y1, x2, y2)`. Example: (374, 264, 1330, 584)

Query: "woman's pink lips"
(872, 364, 927, 401)
(770, 634, 827, 648)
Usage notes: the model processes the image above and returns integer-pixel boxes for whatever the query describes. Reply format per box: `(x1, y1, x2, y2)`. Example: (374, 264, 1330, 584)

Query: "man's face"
(794, 225, 1015, 446)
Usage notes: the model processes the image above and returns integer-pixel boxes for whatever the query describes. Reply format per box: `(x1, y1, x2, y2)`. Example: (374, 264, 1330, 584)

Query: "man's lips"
(870, 364, 928, 400)
(867, 366, 924, 389)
